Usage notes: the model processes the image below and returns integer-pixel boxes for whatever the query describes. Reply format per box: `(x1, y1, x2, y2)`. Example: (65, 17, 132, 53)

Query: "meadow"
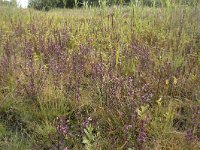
(0, 3, 200, 150)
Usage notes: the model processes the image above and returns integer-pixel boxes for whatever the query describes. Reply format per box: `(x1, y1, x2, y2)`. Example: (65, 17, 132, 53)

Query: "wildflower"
(56, 116, 69, 137)
(165, 79, 169, 85)
(64, 147, 68, 150)
(125, 125, 133, 131)
(137, 120, 147, 144)
(83, 117, 92, 128)
(173, 76, 178, 85)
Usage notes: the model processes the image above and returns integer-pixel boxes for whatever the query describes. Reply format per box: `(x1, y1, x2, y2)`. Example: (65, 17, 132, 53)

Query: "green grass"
(0, 4, 200, 150)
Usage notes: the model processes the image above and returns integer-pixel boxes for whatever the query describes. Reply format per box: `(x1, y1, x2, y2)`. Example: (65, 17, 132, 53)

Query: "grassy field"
(0, 4, 200, 150)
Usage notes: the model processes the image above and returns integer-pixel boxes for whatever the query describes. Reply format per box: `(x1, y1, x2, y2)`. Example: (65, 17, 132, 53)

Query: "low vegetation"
(0, 1, 199, 150)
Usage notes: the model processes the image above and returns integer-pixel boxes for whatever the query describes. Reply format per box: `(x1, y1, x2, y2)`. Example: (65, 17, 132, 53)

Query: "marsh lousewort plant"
(0, 2, 199, 149)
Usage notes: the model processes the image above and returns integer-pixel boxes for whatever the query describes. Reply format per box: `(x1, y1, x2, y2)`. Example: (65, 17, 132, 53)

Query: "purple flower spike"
(64, 147, 68, 150)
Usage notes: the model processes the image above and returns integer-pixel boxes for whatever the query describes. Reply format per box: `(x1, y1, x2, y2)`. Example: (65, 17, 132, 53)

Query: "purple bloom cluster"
(185, 130, 198, 142)
(193, 106, 200, 128)
(56, 116, 69, 137)
(82, 117, 92, 128)
(137, 120, 147, 145)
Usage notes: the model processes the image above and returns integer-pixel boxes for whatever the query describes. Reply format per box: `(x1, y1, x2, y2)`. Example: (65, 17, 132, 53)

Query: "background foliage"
(0, 0, 17, 7)
(28, 0, 199, 10)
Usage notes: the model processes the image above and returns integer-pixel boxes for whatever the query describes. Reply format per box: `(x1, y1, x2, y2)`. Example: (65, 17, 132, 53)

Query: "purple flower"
(64, 147, 68, 150)
(137, 120, 147, 144)
(185, 130, 193, 141)
(56, 116, 69, 137)
(125, 125, 133, 131)
(83, 117, 92, 128)
(137, 128, 147, 143)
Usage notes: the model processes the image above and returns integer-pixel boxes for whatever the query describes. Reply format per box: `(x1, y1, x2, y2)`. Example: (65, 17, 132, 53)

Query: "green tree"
(11, 0, 17, 6)
(0, 0, 17, 7)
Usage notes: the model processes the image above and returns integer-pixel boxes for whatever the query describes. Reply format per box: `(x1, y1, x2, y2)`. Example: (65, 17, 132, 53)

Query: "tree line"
(28, 0, 198, 10)
(0, 0, 17, 7)
(0, 0, 198, 10)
